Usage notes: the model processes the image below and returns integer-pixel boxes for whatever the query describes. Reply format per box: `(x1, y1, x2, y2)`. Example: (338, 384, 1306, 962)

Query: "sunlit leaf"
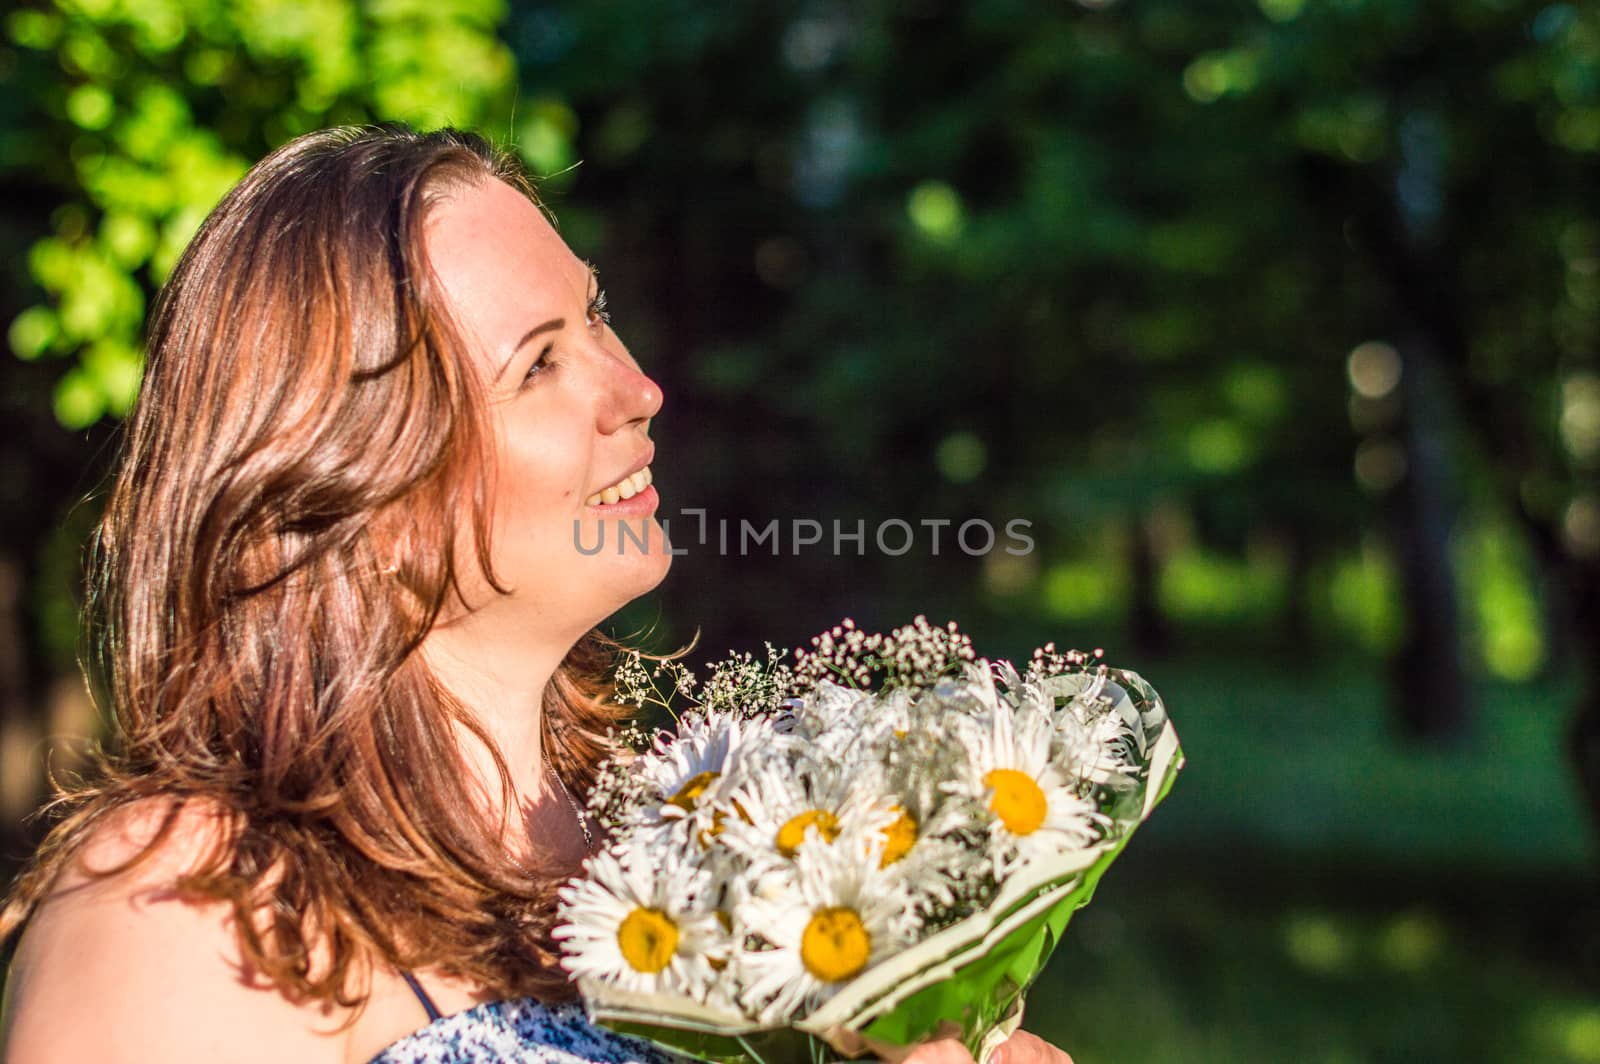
(65, 84, 115, 130)
(1186, 418, 1255, 474)
(907, 181, 964, 242)
(100, 210, 157, 268)
(82, 337, 144, 416)
(516, 98, 579, 176)
(53, 367, 106, 429)
(6, 9, 64, 49)
(8, 306, 60, 361)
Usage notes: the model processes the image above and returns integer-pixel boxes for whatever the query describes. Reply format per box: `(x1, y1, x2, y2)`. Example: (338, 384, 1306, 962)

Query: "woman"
(0, 125, 1070, 1064)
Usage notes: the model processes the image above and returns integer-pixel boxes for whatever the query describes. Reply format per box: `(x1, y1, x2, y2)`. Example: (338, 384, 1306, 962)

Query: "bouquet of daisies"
(554, 618, 1182, 1063)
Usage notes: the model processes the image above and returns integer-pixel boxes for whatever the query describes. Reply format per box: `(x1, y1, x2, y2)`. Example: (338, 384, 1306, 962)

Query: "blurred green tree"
(5, 0, 1599, 857)
(514, 0, 1599, 821)
(4, 0, 519, 426)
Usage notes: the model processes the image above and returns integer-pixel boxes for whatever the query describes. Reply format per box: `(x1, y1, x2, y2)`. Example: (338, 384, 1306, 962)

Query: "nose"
(597, 349, 664, 434)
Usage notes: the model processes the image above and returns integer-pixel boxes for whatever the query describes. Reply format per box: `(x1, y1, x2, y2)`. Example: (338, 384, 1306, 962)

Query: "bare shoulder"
(1, 797, 356, 1064)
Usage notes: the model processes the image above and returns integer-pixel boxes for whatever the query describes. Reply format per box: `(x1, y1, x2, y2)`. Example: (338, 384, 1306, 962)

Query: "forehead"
(422, 178, 586, 354)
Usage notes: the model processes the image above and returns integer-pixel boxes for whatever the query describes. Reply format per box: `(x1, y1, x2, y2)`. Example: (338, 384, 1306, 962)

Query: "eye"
(586, 288, 611, 330)
(523, 342, 555, 385)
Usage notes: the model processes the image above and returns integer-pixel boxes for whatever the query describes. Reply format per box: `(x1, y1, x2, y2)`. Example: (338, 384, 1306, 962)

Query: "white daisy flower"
(844, 686, 917, 763)
(768, 680, 978, 883)
(553, 843, 727, 997)
(635, 709, 780, 834)
(869, 735, 985, 909)
(713, 752, 892, 871)
(1057, 704, 1139, 788)
(944, 692, 1108, 879)
(917, 659, 1006, 722)
(732, 834, 916, 1024)
(786, 679, 879, 762)
(1038, 670, 1140, 787)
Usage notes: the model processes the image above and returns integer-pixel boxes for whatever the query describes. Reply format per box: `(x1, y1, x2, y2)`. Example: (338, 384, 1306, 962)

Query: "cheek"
(491, 413, 589, 536)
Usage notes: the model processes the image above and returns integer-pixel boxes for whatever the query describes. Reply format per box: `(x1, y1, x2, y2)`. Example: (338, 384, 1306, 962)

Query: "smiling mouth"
(586, 465, 653, 507)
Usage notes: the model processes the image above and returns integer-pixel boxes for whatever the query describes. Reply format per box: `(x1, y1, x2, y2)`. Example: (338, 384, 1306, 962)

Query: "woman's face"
(424, 177, 670, 636)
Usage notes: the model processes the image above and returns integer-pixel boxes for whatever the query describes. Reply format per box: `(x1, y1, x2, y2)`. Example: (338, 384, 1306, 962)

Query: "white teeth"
(586, 465, 653, 507)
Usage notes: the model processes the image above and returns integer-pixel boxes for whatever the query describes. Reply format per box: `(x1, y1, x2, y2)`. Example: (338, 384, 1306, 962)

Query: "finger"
(990, 1031, 1072, 1064)
(899, 1036, 977, 1064)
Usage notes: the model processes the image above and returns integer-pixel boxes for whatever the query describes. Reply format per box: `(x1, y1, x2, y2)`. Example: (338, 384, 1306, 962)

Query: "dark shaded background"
(3, 1, 1598, 1060)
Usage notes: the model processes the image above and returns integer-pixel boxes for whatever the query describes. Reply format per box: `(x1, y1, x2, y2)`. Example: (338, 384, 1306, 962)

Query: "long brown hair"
(0, 124, 635, 1009)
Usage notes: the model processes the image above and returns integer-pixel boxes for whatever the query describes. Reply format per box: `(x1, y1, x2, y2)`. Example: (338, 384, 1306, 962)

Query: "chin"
(590, 535, 673, 616)
(624, 539, 674, 595)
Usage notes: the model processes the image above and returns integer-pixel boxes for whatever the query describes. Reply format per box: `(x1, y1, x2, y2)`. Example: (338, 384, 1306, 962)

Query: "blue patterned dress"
(367, 974, 684, 1064)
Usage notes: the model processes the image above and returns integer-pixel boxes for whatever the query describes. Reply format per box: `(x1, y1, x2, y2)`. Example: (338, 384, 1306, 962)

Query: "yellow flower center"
(698, 799, 751, 847)
(800, 907, 872, 983)
(667, 770, 719, 811)
(616, 907, 678, 974)
(984, 768, 1047, 836)
(878, 804, 918, 867)
(776, 808, 840, 857)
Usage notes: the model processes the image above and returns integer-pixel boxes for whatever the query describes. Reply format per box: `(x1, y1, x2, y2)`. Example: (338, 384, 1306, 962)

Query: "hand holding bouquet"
(555, 618, 1182, 1063)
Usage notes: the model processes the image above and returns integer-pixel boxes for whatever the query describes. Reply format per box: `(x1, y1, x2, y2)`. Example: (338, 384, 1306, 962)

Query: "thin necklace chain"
(509, 754, 594, 879)
(544, 751, 594, 849)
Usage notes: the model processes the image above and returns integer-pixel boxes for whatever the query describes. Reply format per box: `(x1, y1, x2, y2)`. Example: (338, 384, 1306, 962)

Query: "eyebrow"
(493, 263, 600, 382)
(496, 317, 564, 382)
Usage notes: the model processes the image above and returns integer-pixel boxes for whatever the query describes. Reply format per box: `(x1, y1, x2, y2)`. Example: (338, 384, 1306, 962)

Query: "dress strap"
(398, 970, 442, 1023)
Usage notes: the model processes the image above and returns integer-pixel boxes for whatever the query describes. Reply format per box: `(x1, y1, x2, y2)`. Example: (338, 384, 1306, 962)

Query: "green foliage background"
(4, 1, 1600, 1060)
(5, 0, 518, 426)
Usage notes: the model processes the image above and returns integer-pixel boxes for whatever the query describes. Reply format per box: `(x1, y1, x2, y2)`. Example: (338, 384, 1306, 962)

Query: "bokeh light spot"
(1043, 560, 1121, 620)
(1328, 539, 1403, 652)
(1258, 0, 1306, 21)
(1354, 438, 1406, 493)
(53, 367, 105, 429)
(1183, 49, 1260, 103)
(907, 181, 964, 241)
(1184, 54, 1229, 103)
(936, 431, 987, 483)
(1224, 363, 1287, 422)
(1376, 910, 1445, 973)
(1560, 372, 1600, 463)
(1347, 341, 1401, 399)
(516, 99, 579, 178)
(1563, 495, 1600, 559)
(8, 306, 58, 361)
(1284, 912, 1352, 975)
(982, 551, 1037, 598)
(66, 84, 114, 130)
(1187, 418, 1253, 473)
(7, 9, 63, 49)
(1562, 1008, 1600, 1063)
